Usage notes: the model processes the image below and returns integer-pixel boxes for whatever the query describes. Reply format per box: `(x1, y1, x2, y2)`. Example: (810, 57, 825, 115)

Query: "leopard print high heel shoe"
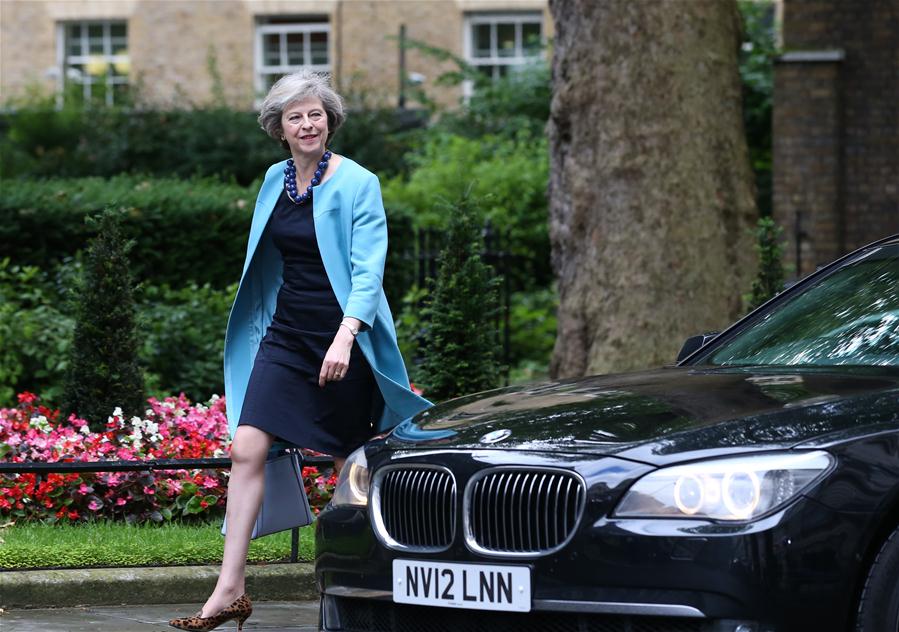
(168, 594, 253, 631)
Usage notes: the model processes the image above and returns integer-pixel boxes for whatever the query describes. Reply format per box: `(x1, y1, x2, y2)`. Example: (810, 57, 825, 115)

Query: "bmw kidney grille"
(373, 465, 585, 556)
(374, 466, 457, 551)
(465, 468, 586, 555)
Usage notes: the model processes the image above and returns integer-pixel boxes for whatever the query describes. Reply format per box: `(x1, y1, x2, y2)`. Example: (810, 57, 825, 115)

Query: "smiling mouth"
(300, 134, 318, 141)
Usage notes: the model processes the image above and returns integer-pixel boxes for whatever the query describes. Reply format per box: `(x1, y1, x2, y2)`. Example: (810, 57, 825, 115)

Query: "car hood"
(386, 366, 899, 466)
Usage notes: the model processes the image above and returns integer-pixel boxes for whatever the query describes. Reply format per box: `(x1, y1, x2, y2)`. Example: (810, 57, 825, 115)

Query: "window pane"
(68, 37, 83, 57)
(87, 24, 104, 54)
(310, 31, 328, 65)
(111, 39, 127, 55)
(286, 32, 304, 65)
(263, 33, 281, 66)
(706, 248, 899, 367)
(110, 23, 126, 38)
(522, 23, 541, 54)
(497, 23, 516, 57)
(473, 23, 492, 58)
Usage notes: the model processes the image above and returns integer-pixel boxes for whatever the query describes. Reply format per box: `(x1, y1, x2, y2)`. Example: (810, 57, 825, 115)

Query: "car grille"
(331, 597, 705, 632)
(375, 466, 456, 550)
(466, 468, 585, 555)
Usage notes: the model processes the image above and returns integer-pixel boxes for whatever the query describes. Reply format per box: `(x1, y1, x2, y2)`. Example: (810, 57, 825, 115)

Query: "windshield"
(701, 243, 899, 367)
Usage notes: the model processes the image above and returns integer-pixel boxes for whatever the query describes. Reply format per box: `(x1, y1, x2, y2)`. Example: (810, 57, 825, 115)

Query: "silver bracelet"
(339, 322, 358, 337)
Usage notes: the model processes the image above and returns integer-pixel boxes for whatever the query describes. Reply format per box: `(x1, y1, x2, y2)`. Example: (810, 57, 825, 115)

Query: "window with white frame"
(255, 17, 330, 97)
(464, 12, 543, 81)
(59, 21, 129, 105)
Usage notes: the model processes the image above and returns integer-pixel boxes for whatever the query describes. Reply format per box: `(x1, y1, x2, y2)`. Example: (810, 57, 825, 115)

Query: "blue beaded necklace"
(284, 150, 332, 205)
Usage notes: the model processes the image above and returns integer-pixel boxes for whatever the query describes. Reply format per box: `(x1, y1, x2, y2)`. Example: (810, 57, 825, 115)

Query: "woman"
(169, 70, 431, 631)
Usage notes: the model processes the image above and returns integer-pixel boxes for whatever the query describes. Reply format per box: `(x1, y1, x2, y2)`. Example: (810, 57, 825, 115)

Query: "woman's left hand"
(319, 328, 354, 387)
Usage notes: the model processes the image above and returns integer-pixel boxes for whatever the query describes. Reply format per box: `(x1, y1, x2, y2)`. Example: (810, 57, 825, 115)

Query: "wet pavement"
(0, 600, 319, 631)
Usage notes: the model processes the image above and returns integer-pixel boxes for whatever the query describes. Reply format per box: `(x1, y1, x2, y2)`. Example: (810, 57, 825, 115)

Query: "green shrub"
(418, 195, 502, 401)
(436, 62, 550, 140)
(508, 287, 558, 370)
(0, 175, 254, 288)
(0, 260, 74, 404)
(739, 0, 777, 217)
(746, 217, 787, 312)
(0, 263, 234, 408)
(393, 285, 429, 386)
(1, 103, 424, 184)
(139, 282, 234, 402)
(63, 210, 144, 425)
(397, 37, 550, 140)
(382, 131, 551, 291)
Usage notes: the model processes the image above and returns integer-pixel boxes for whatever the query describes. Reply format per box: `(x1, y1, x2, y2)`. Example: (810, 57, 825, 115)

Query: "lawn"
(0, 520, 315, 570)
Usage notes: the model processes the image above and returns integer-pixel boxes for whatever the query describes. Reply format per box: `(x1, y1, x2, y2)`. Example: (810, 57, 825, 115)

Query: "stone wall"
(774, 0, 899, 277)
(0, 0, 550, 109)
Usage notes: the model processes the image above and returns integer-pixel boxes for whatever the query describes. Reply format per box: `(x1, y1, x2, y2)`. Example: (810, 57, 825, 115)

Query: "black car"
(315, 234, 899, 632)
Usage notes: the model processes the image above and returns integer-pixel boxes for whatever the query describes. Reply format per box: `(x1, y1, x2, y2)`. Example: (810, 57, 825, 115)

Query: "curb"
(0, 563, 318, 609)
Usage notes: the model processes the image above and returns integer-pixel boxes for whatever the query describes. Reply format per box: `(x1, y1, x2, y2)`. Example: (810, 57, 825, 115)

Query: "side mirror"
(676, 332, 720, 363)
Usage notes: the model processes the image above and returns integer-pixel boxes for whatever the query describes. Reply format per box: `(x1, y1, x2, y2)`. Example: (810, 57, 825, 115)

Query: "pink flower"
(201, 476, 218, 489)
(88, 500, 101, 511)
(143, 486, 155, 495)
(116, 498, 127, 506)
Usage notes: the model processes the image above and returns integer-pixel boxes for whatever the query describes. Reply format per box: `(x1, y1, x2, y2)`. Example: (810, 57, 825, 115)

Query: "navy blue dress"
(238, 190, 376, 457)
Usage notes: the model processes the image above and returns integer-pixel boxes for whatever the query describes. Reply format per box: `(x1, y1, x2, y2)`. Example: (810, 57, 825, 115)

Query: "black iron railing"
(0, 455, 334, 563)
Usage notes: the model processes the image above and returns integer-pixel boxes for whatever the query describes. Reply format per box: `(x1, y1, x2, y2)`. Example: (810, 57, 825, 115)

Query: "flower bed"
(0, 393, 336, 523)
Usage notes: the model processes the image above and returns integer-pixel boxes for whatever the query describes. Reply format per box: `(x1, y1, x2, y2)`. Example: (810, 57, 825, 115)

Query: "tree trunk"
(548, 0, 758, 378)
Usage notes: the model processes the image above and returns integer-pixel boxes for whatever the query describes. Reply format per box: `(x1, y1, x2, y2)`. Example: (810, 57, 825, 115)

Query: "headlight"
(614, 451, 833, 521)
(330, 446, 370, 508)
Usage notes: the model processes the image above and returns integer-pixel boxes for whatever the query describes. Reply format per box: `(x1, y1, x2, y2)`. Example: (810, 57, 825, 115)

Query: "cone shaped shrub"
(747, 217, 787, 312)
(419, 194, 502, 401)
(63, 210, 144, 427)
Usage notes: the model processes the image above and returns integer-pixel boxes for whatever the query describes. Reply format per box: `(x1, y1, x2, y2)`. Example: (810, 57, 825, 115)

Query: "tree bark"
(548, 0, 758, 378)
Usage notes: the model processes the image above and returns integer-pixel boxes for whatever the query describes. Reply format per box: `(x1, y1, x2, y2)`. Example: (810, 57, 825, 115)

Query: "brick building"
(0, 0, 551, 109)
(773, 0, 899, 277)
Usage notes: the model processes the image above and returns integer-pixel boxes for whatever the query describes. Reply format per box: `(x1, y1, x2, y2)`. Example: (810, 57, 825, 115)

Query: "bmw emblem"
(479, 429, 512, 444)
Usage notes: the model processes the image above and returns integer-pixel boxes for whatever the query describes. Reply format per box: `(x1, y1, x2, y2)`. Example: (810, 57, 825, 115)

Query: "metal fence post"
(290, 526, 300, 563)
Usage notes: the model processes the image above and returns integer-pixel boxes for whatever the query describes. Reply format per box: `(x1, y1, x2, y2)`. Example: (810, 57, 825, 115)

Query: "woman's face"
(281, 97, 329, 159)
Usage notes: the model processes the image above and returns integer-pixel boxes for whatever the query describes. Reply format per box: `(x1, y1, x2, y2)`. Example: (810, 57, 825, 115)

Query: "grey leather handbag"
(222, 449, 315, 539)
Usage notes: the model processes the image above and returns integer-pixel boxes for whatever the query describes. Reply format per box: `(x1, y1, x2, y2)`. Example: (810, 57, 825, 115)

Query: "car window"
(702, 244, 899, 367)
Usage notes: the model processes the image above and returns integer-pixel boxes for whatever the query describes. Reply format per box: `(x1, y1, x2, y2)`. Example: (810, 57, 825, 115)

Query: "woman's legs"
(201, 424, 273, 617)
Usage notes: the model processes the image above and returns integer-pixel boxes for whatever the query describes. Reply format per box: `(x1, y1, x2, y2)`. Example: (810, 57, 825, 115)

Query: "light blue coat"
(223, 157, 431, 437)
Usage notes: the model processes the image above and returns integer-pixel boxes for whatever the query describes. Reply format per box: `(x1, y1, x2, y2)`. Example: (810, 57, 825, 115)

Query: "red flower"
(17, 392, 38, 404)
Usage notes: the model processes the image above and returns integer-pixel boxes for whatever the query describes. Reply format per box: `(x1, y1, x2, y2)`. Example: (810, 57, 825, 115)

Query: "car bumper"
(315, 453, 869, 632)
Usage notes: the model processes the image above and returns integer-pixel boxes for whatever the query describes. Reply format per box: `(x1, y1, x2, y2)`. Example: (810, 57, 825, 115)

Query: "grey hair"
(257, 70, 346, 148)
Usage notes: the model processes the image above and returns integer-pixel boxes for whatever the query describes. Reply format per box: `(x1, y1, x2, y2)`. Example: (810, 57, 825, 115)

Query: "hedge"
(0, 176, 254, 289)
(1, 106, 425, 185)
(1, 176, 427, 304)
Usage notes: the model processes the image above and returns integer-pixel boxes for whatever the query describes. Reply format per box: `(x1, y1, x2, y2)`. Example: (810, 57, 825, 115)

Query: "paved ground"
(0, 600, 320, 631)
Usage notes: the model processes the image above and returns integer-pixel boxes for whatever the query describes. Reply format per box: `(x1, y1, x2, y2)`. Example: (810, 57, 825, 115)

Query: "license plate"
(392, 559, 531, 612)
